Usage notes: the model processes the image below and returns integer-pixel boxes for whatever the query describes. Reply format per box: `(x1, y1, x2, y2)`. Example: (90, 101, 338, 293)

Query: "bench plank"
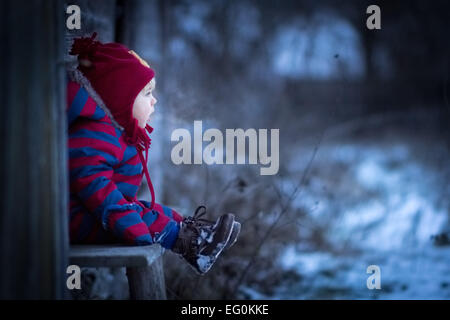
(69, 244, 164, 268)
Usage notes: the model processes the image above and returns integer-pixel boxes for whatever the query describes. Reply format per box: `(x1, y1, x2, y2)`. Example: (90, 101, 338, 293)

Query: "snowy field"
(240, 130, 450, 299)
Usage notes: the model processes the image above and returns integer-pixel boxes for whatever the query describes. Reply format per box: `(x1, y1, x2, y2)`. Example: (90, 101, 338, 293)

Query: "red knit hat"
(70, 32, 157, 210)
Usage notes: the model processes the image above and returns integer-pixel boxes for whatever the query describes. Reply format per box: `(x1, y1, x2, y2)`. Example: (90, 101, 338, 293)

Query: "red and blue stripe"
(67, 81, 183, 248)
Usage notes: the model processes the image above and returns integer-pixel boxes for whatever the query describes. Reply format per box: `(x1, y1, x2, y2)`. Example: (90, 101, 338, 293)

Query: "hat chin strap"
(125, 121, 156, 211)
(137, 146, 156, 211)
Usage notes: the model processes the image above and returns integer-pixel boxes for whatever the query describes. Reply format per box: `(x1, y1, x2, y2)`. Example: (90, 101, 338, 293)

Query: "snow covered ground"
(275, 245, 450, 299)
(240, 136, 450, 299)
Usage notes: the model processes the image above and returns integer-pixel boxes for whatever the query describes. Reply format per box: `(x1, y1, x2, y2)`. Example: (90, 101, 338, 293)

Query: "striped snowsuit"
(67, 80, 182, 249)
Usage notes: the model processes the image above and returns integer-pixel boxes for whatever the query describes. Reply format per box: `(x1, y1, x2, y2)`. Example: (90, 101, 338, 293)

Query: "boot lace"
(184, 205, 214, 226)
(180, 206, 215, 255)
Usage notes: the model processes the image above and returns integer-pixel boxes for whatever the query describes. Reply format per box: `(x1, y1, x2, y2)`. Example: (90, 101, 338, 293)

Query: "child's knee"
(153, 202, 183, 223)
(170, 208, 184, 223)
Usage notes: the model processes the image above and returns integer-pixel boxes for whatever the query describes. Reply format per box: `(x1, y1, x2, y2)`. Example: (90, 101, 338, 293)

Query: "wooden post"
(126, 258, 167, 300)
(0, 0, 68, 299)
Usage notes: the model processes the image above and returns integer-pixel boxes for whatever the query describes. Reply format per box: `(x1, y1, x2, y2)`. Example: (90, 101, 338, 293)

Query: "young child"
(67, 33, 240, 275)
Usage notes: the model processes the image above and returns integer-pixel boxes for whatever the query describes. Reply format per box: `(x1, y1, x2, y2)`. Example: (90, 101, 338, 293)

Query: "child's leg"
(70, 201, 185, 249)
(69, 208, 116, 244)
(140, 202, 185, 250)
(151, 202, 184, 223)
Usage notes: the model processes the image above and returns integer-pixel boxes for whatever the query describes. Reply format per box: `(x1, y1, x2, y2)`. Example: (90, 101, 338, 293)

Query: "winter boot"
(172, 205, 235, 275)
(175, 205, 241, 251)
(199, 206, 241, 251)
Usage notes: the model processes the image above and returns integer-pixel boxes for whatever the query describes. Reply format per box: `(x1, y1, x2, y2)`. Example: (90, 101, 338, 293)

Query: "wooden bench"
(69, 244, 167, 300)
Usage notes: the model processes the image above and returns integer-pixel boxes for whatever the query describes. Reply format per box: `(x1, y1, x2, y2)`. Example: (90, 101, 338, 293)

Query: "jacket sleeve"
(68, 122, 154, 246)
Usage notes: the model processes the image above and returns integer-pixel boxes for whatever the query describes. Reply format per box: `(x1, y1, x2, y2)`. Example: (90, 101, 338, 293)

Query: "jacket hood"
(67, 67, 124, 130)
(67, 80, 111, 127)
(66, 68, 154, 137)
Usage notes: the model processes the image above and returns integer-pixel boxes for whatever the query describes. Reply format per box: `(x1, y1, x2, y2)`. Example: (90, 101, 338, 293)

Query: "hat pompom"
(70, 32, 99, 58)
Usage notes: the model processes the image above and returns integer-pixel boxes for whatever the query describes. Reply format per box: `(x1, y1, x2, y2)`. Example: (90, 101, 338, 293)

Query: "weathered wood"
(69, 245, 167, 300)
(0, 0, 68, 299)
(69, 244, 164, 267)
(126, 259, 167, 300)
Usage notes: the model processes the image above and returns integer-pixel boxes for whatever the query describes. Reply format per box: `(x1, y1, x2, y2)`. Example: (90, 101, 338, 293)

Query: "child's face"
(132, 79, 157, 128)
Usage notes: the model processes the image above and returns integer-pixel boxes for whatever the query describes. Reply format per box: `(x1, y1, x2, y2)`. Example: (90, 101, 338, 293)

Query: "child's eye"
(145, 91, 152, 97)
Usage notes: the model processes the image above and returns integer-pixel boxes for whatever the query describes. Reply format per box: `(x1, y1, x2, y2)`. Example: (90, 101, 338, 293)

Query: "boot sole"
(224, 221, 241, 251)
(195, 213, 235, 274)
